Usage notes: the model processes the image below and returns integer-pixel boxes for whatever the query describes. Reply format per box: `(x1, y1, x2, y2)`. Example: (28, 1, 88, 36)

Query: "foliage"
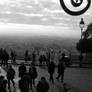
(83, 23, 92, 39)
(76, 38, 92, 53)
(76, 23, 92, 53)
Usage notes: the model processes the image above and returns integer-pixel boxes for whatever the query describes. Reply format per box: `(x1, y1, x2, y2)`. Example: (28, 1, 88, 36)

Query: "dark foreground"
(0, 60, 92, 92)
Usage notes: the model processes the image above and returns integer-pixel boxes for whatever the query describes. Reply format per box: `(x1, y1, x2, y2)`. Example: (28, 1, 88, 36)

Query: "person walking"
(6, 65, 15, 89)
(48, 61, 55, 83)
(36, 77, 49, 92)
(29, 64, 37, 89)
(56, 61, 65, 82)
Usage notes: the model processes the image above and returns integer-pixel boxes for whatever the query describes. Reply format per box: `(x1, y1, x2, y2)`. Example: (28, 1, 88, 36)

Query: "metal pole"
(81, 28, 83, 39)
(80, 28, 83, 68)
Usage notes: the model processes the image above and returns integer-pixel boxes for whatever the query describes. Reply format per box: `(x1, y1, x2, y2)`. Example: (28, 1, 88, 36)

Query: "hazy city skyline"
(0, 0, 92, 38)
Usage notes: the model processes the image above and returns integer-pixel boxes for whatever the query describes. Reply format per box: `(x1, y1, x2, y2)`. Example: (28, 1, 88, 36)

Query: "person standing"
(2, 49, 9, 67)
(19, 73, 30, 92)
(50, 49, 55, 62)
(6, 65, 15, 89)
(0, 76, 7, 92)
(48, 61, 55, 83)
(24, 50, 29, 63)
(32, 51, 36, 65)
(46, 51, 50, 66)
(0, 48, 3, 66)
(36, 77, 49, 92)
(18, 62, 27, 78)
(79, 54, 83, 68)
(10, 49, 16, 64)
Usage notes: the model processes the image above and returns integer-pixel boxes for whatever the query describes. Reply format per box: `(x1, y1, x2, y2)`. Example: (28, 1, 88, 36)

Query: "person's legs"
(50, 73, 54, 83)
(49, 73, 51, 81)
(29, 79, 32, 89)
(33, 78, 35, 86)
(11, 78, 15, 87)
(61, 72, 64, 82)
(7, 79, 10, 89)
(56, 73, 61, 80)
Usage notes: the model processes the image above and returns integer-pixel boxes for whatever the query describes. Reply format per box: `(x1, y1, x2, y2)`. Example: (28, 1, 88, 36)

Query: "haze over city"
(0, 0, 91, 39)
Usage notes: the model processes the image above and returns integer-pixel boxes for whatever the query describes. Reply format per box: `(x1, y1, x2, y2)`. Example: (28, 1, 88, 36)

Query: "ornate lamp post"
(79, 18, 85, 39)
(79, 18, 85, 67)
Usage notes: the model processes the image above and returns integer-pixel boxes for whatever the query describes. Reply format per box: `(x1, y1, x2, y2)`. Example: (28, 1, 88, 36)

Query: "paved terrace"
(0, 60, 92, 92)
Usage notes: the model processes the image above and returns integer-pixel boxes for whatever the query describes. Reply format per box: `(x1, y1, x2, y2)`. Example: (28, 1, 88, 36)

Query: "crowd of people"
(0, 48, 71, 66)
(0, 48, 72, 92)
(0, 48, 9, 67)
(0, 48, 16, 67)
(0, 64, 48, 92)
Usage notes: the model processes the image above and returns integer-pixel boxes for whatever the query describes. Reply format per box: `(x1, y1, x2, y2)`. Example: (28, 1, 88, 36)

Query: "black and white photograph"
(0, 0, 92, 92)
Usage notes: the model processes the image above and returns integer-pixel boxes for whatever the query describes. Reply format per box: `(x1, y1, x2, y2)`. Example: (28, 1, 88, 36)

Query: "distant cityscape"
(0, 36, 78, 58)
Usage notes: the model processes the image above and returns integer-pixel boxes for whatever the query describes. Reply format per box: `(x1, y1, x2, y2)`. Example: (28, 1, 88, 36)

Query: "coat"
(19, 65, 26, 78)
(19, 74, 30, 92)
(48, 62, 55, 74)
(7, 68, 15, 79)
(29, 67, 37, 79)
(36, 80, 49, 92)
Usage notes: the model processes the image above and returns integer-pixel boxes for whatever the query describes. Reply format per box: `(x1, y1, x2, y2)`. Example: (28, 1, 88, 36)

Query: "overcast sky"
(0, 0, 92, 38)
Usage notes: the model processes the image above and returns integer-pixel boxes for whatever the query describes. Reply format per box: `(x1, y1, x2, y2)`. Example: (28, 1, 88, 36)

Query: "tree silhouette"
(76, 39, 92, 53)
(76, 23, 92, 53)
(83, 23, 92, 39)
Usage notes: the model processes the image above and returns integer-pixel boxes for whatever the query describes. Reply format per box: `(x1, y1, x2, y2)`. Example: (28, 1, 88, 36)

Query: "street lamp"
(79, 18, 85, 39)
(79, 18, 85, 67)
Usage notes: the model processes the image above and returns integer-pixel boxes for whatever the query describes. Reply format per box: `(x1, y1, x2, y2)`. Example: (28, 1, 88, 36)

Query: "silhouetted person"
(0, 76, 7, 92)
(0, 48, 3, 66)
(50, 49, 55, 62)
(79, 54, 83, 68)
(1, 49, 9, 67)
(39, 55, 43, 65)
(61, 53, 66, 62)
(6, 65, 15, 89)
(39, 55, 46, 65)
(24, 50, 29, 62)
(19, 73, 30, 92)
(18, 62, 27, 78)
(36, 77, 49, 92)
(46, 51, 50, 66)
(0, 48, 2, 59)
(42, 54, 47, 65)
(32, 51, 36, 65)
(56, 61, 65, 82)
(4, 50, 9, 67)
(48, 61, 55, 83)
(29, 64, 37, 89)
(10, 50, 16, 64)
(69, 51, 71, 64)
